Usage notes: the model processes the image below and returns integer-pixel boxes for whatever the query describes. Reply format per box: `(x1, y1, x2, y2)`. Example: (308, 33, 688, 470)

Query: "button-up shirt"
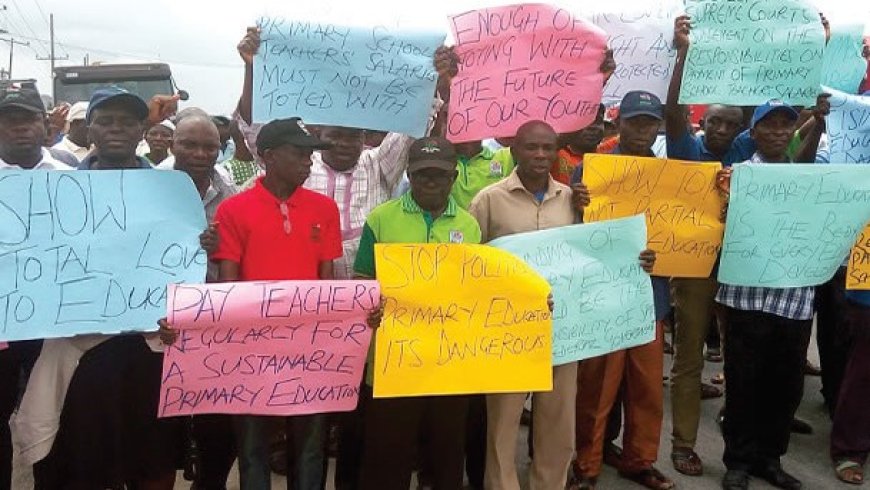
(715, 153, 816, 320)
(0, 148, 72, 170)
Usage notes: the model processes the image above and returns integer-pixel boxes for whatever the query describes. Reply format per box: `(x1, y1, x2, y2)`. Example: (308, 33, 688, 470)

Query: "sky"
(4, 0, 869, 116)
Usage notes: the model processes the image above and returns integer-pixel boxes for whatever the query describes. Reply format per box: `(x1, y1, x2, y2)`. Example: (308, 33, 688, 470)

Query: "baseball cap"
(0, 83, 45, 114)
(750, 99, 798, 128)
(619, 90, 663, 120)
(256, 117, 330, 153)
(66, 101, 88, 122)
(407, 137, 457, 173)
(86, 86, 149, 123)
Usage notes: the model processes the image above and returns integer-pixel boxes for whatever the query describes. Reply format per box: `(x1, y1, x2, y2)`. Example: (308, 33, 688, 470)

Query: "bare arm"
(236, 27, 260, 125)
(665, 15, 691, 143)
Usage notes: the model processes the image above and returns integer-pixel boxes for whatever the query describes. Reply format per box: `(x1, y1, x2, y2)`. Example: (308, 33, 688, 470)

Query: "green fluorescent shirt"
(450, 147, 515, 209)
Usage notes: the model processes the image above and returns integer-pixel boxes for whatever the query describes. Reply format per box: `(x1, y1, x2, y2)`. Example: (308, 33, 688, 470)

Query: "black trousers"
(333, 384, 370, 490)
(830, 300, 870, 463)
(358, 394, 469, 490)
(816, 267, 852, 415)
(464, 395, 486, 489)
(0, 340, 41, 490)
(189, 415, 237, 490)
(722, 308, 811, 470)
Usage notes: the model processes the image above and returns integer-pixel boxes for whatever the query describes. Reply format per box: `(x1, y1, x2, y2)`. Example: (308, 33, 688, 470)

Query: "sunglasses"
(279, 203, 291, 234)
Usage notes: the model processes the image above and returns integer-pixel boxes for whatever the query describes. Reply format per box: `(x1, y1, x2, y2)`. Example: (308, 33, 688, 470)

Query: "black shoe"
(749, 464, 802, 490)
(790, 417, 813, 434)
(722, 469, 749, 490)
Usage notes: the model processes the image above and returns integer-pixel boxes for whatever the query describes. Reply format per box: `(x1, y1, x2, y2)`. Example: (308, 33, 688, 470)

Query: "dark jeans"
(333, 384, 370, 490)
(190, 415, 237, 490)
(816, 267, 852, 415)
(0, 340, 40, 490)
(465, 395, 486, 489)
(722, 308, 811, 470)
(358, 394, 469, 490)
(830, 300, 870, 464)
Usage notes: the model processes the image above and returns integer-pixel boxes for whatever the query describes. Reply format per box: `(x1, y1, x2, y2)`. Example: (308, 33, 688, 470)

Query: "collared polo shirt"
(353, 192, 482, 278)
(451, 147, 515, 209)
(213, 177, 342, 281)
(468, 169, 576, 243)
(666, 131, 753, 165)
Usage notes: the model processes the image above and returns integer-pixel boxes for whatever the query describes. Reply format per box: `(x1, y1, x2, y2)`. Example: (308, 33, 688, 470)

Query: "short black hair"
(211, 115, 230, 127)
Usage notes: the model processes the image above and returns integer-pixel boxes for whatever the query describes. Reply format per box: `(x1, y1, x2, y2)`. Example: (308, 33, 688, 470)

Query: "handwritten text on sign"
(821, 23, 868, 94)
(491, 215, 655, 364)
(848, 224, 870, 290)
(680, 0, 825, 106)
(373, 243, 552, 398)
(827, 88, 870, 164)
(718, 164, 870, 288)
(583, 155, 725, 277)
(253, 16, 445, 137)
(0, 170, 206, 341)
(447, 4, 607, 143)
(159, 280, 378, 417)
(590, 0, 683, 106)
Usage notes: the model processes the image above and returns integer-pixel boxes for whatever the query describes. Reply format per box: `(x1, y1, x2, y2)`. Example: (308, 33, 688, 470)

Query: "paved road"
(12, 327, 850, 489)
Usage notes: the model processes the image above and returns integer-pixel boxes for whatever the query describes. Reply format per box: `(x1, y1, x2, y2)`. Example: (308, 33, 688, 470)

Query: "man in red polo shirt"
(211, 117, 342, 490)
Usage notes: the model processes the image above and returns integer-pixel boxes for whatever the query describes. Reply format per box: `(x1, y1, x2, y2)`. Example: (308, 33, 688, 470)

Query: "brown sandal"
(620, 466, 675, 490)
(835, 459, 865, 485)
(672, 448, 703, 476)
(701, 382, 723, 400)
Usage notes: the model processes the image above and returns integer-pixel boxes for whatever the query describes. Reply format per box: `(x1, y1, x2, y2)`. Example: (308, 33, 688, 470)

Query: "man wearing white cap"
(51, 101, 90, 161)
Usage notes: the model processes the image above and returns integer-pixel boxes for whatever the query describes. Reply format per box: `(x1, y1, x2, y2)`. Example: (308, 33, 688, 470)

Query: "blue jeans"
(233, 414, 326, 490)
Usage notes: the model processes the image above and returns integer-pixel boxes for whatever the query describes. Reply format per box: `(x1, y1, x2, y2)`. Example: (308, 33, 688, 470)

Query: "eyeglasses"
(279, 203, 291, 235)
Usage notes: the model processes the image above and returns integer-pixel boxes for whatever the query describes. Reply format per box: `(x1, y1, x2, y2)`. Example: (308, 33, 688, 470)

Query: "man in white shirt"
(50, 101, 90, 162)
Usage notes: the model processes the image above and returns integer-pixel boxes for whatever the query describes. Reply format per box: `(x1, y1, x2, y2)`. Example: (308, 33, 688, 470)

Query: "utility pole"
(36, 14, 67, 101)
(0, 37, 28, 78)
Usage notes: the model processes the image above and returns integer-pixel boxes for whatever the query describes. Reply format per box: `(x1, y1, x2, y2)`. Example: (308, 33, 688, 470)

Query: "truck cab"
(53, 63, 175, 105)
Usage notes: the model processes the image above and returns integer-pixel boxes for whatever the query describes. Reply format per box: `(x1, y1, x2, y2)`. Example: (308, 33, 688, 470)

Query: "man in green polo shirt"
(451, 140, 515, 209)
(354, 136, 481, 490)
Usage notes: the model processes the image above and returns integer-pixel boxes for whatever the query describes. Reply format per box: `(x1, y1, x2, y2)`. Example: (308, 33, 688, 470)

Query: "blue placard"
(827, 87, 870, 163)
(0, 170, 207, 341)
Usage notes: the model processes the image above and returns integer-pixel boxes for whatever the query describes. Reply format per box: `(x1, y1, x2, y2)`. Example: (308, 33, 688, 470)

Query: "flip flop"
(835, 459, 864, 485)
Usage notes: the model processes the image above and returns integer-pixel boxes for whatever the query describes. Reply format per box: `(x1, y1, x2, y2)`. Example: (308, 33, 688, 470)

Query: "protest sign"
(718, 164, 870, 287)
(680, 0, 826, 106)
(847, 224, 870, 289)
(821, 23, 868, 94)
(253, 16, 445, 137)
(583, 154, 725, 277)
(373, 243, 551, 398)
(0, 342, 6, 350)
(159, 280, 378, 417)
(491, 215, 654, 364)
(0, 170, 206, 342)
(589, 0, 683, 106)
(827, 88, 870, 163)
(446, 4, 608, 143)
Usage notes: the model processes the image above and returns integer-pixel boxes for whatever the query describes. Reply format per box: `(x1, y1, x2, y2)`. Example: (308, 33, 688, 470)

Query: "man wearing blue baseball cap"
(79, 86, 151, 170)
(716, 97, 828, 490)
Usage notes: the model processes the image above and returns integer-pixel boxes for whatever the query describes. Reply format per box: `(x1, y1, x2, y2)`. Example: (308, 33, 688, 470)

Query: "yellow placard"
(373, 243, 553, 398)
(583, 154, 725, 277)
(848, 224, 870, 290)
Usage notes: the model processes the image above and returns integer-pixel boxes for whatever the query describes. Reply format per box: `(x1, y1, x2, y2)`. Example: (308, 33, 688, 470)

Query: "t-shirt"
(213, 177, 342, 280)
(551, 147, 583, 186)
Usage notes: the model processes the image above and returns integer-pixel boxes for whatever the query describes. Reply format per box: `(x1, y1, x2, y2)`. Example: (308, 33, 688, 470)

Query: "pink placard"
(447, 3, 608, 143)
(159, 280, 378, 417)
(0, 342, 7, 351)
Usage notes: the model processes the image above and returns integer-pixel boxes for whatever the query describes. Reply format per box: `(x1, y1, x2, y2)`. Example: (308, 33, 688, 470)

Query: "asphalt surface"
(12, 325, 852, 489)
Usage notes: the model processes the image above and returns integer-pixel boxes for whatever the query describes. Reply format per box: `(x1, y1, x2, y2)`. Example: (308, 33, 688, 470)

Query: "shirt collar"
(78, 154, 152, 170)
(252, 176, 304, 206)
(505, 168, 562, 198)
(0, 148, 67, 170)
(400, 191, 457, 217)
(748, 152, 791, 164)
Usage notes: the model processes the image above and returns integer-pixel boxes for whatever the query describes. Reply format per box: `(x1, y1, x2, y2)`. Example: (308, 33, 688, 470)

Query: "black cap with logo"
(256, 117, 331, 153)
(0, 83, 45, 114)
(407, 137, 458, 173)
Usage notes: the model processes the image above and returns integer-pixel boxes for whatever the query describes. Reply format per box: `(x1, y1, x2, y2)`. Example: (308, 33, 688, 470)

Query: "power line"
(32, 0, 49, 27)
(8, 0, 48, 55)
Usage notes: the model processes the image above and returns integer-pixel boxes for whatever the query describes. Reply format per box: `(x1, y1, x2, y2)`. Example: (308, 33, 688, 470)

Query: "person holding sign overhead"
(354, 136, 482, 490)
(469, 120, 657, 490)
(571, 91, 675, 490)
(0, 82, 71, 490)
(716, 98, 827, 490)
(209, 117, 340, 490)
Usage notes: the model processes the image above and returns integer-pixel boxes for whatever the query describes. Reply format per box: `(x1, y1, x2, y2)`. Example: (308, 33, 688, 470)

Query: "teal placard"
(490, 215, 654, 365)
(0, 170, 207, 341)
(821, 23, 868, 94)
(718, 164, 870, 287)
(826, 87, 870, 163)
(680, 0, 825, 106)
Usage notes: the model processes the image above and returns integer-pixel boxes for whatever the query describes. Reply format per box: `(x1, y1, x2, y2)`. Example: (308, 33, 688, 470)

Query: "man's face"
(0, 108, 46, 158)
(617, 115, 660, 156)
(703, 105, 744, 154)
(172, 123, 221, 176)
(513, 125, 559, 178)
(319, 126, 364, 169)
(263, 144, 314, 188)
(67, 119, 88, 146)
(144, 125, 173, 154)
(409, 167, 457, 211)
(88, 102, 145, 161)
(751, 111, 796, 159)
(565, 112, 605, 151)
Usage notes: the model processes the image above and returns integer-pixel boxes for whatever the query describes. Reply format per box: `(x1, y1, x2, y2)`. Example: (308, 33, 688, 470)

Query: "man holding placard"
(210, 117, 340, 490)
(354, 136, 482, 490)
(716, 99, 826, 490)
(0, 82, 71, 490)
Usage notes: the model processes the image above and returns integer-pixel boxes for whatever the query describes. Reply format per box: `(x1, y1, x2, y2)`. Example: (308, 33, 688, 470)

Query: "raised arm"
(665, 15, 691, 142)
(236, 27, 261, 125)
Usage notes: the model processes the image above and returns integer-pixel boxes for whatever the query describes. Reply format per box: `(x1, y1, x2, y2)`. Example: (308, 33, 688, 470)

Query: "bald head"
(514, 120, 556, 144)
(171, 115, 221, 179)
(175, 107, 210, 124)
